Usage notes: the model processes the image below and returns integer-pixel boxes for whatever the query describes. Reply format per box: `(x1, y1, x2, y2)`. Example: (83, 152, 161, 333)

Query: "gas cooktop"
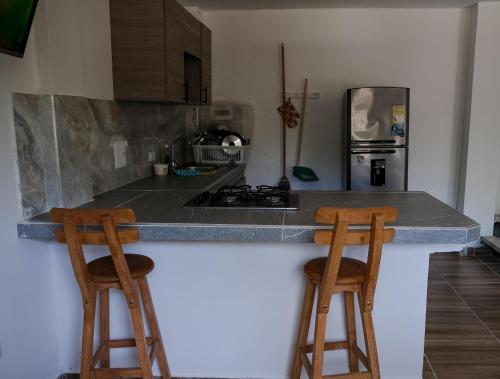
(184, 185, 299, 210)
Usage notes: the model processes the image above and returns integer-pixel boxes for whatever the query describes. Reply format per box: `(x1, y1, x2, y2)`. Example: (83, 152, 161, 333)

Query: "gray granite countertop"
(18, 170, 480, 244)
(116, 165, 243, 192)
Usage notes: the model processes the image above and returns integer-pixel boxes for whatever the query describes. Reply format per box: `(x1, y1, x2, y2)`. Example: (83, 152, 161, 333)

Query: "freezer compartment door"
(349, 148, 407, 191)
(349, 87, 409, 146)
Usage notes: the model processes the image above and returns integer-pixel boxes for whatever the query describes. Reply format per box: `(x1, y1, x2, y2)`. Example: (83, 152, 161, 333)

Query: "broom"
(277, 43, 291, 190)
(293, 78, 319, 181)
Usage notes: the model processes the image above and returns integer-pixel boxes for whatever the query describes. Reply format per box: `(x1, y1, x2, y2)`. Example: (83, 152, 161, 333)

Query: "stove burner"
(185, 184, 299, 210)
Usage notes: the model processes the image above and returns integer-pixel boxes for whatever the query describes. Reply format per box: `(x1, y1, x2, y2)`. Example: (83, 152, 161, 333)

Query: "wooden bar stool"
(291, 207, 397, 379)
(50, 208, 171, 379)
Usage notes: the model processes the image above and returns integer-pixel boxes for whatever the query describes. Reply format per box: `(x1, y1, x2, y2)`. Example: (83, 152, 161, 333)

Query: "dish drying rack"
(192, 145, 251, 165)
(191, 101, 254, 165)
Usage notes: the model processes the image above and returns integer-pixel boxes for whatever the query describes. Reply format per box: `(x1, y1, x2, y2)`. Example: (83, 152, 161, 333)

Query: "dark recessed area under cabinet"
(201, 24, 212, 105)
(184, 53, 201, 104)
(109, 0, 211, 104)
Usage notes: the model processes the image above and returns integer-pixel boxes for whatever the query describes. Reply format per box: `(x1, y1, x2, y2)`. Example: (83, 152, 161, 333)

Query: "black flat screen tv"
(0, 0, 38, 58)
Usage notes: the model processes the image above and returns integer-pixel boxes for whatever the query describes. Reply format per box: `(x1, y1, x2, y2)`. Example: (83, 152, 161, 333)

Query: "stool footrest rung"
(299, 343, 372, 379)
(107, 337, 154, 348)
(304, 340, 349, 353)
(90, 338, 159, 372)
(149, 341, 160, 365)
(91, 343, 107, 369)
(353, 345, 370, 369)
(299, 347, 312, 377)
(93, 367, 142, 378)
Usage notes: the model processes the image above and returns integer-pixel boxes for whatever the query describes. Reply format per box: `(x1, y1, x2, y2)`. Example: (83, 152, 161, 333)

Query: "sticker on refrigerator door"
(391, 105, 406, 137)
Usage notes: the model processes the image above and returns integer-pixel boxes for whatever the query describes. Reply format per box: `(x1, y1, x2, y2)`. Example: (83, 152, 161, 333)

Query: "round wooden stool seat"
(87, 254, 155, 283)
(304, 257, 366, 284)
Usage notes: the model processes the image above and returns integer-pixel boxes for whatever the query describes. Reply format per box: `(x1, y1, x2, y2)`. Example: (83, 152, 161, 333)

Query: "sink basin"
(182, 165, 217, 174)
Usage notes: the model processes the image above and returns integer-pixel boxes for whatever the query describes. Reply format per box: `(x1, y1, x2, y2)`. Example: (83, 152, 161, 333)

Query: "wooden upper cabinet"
(165, 0, 185, 102)
(110, 0, 166, 101)
(180, 6, 202, 59)
(109, 0, 211, 103)
(201, 24, 212, 105)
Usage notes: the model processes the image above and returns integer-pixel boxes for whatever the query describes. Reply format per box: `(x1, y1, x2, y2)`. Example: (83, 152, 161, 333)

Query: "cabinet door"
(110, 0, 166, 100)
(184, 55, 201, 104)
(180, 7, 202, 58)
(201, 24, 212, 105)
(165, 0, 186, 102)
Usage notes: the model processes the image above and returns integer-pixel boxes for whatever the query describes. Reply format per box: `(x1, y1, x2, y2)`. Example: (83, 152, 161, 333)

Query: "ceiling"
(178, 0, 494, 10)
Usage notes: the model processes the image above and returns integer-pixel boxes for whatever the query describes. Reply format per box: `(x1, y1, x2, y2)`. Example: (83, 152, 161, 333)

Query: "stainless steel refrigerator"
(344, 87, 409, 191)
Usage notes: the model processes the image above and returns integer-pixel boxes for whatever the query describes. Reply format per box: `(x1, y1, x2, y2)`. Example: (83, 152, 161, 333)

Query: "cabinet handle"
(183, 81, 189, 102)
(203, 86, 208, 104)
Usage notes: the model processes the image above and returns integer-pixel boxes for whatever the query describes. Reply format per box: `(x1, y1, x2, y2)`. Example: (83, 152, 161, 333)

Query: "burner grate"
(212, 185, 291, 207)
(185, 184, 299, 210)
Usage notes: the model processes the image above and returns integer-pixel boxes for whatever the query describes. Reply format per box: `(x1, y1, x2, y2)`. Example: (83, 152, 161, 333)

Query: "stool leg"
(138, 277, 172, 379)
(358, 297, 380, 379)
(362, 311, 380, 379)
(311, 310, 328, 379)
(80, 291, 97, 379)
(128, 286, 154, 379)
(344, 292, 359, 372)
(291, 279, 316, 379)
(99, 289, 110, 368)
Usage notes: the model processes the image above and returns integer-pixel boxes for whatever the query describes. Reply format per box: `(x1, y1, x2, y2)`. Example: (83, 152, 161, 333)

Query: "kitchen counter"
(116, 165, 244, 192)
(23, 169, 480, 379)
(18, 172, 479, 244)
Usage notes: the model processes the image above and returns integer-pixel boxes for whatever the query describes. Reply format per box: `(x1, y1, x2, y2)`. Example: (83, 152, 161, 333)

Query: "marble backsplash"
(14, 93, 195, 218)
(14, 94, 60, 218)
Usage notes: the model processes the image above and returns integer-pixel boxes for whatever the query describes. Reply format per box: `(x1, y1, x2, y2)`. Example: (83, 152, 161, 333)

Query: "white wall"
(458, 2, 500, 235)
(0, 2, 59, 378)
(0, 1, 113, 377)
(204, 8, 471, 206)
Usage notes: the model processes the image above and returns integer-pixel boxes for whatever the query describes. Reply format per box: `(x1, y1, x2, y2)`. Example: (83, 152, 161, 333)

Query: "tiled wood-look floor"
(424, 248, 500, 379)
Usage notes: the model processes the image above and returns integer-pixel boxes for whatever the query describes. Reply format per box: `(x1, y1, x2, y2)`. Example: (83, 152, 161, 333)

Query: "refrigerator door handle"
(351, 139, 397, 145)
(351, 150, 397, 154)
